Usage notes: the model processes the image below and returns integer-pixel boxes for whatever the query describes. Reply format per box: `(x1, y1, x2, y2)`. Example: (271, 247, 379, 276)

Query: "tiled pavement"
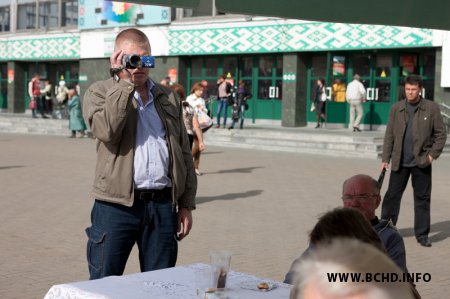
(0, 133, 449, 298)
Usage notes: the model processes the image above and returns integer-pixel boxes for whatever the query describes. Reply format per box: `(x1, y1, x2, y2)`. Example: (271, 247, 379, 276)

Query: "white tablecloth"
(44, 263, 291, 299)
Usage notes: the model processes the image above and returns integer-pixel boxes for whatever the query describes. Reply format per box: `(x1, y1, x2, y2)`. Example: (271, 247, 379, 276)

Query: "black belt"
(135, 187, 172, 201)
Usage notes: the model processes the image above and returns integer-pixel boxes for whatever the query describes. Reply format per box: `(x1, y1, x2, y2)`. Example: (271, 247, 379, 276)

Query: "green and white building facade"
(1, 1, 450, 128)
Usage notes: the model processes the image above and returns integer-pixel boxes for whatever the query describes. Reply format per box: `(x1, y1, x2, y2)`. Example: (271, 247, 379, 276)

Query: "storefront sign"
(79, 1, 170, 30)
(79, 75, 88, 82)
(283, 73, 296, 82)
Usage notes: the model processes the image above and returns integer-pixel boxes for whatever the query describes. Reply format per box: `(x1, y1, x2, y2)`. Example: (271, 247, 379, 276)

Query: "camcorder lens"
(129, 55, 141, 68)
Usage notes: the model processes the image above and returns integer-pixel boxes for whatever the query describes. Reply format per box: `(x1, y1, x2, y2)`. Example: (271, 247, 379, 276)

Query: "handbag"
(197, 110, 213, 130)
(310, 102, 316, 112)
(29, 99, 37, 110)
(321, 88, 327, 102)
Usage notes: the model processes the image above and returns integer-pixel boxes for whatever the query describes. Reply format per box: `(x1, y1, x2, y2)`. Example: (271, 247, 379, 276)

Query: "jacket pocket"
(86, 226, 106, 275)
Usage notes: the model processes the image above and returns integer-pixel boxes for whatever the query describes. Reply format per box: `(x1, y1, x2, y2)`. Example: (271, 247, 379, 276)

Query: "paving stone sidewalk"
(0, 133, 449, 299)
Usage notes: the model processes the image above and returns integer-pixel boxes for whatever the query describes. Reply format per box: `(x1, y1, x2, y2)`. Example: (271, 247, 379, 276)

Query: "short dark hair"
(309, 208, 385, 253)
(405, 75, 423, 88)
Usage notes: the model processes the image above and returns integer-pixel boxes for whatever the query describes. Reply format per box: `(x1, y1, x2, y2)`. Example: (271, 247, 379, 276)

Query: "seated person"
(289, 238, 414, 299)
(341, 174, 408, 273)
(285, 174, 408, 283)
(285, 208, 386, 284)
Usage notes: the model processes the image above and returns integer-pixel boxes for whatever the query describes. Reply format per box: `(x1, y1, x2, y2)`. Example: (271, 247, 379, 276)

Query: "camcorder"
(122, 54, 155, 69)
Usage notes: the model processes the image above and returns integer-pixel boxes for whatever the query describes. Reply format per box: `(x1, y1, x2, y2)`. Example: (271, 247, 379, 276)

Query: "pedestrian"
(216, 74, 232, 128)
(171, 83, 205, 151)
(381, 75, 447, 247)
(56, 79, 69, 119)
(82, 28, 197, 279)
(346, 74, 366, 132)
(228, 80, 251, 130)
(186, 82, 209, 175)
(313, 78, 326, 128)
(29, 74, 48, 118)
(40, 79, 53, 115)
(67, 85, 86, 138)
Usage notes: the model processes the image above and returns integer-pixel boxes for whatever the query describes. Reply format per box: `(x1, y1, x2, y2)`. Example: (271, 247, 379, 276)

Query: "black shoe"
(417, 237, 432, 247)
(228, 126, 234, 130)
(315, 124, 320, 129)
(353, 127, 361, 132)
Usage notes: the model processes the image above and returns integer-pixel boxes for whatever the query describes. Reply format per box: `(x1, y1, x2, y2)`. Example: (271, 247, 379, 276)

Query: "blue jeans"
(230, 104, 246, 129)
(86, 194, 178, 279)
(216, 98, 228, 126)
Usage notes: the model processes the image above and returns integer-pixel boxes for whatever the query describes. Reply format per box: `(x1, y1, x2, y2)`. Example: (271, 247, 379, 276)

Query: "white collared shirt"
(133, 80, 172, 190)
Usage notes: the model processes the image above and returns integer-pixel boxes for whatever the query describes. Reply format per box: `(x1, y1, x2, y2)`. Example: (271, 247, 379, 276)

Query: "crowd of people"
(63, 28, 446, 299)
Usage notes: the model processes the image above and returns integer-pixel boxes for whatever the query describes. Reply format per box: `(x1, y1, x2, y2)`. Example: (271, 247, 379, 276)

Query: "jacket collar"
(399, 98, 425, 112)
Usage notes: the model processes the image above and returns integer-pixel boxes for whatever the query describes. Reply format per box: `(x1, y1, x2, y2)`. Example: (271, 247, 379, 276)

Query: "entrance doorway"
(188, 54, 283, 123)
(306, 49, 436, 128)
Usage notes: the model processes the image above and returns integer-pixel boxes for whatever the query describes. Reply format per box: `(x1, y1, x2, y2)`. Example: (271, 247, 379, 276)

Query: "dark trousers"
(381, 165, 432, 239)
(86, 190, 178, 280)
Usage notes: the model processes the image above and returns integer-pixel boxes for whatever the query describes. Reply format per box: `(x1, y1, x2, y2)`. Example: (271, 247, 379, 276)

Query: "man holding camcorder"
(83, 28, 197, 280)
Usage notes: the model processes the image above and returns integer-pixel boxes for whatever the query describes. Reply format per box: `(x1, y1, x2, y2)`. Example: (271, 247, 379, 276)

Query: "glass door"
(307, 53, 349, 126)
(254, 55, 283, 120)
(0, 64, 7, 109)
(351, 52, 394, 128)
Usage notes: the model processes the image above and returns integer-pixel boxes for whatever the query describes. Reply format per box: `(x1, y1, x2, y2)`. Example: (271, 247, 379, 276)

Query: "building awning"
(214, 0, 450, 31)
(117, 0, 450, 30)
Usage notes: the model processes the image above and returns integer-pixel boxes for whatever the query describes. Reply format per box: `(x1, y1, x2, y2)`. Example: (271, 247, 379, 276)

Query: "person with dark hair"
(83, 28, 196, 280)
(308, 208, 385, 252)
(313, 78, 326, 128)
(228, 80, 251, 130)
(381, 74, 447, 247)
(284, 207, 388, 284)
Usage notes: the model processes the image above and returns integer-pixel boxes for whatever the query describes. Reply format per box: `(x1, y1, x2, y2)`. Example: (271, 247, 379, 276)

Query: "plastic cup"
(209, 250, 232, 289)
(194, 266, 220, 297)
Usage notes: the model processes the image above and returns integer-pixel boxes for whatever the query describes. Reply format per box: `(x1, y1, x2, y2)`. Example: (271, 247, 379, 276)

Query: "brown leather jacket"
(382, 98, 447, 171)
(83, 78, 196, 209)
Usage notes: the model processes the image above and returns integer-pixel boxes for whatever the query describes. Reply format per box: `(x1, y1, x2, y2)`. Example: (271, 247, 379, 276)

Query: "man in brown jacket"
(381, 75, 447, 247)
(83, 28, 196, 279)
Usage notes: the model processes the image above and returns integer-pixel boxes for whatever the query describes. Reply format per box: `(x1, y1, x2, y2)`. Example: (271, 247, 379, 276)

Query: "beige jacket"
(83, 78, 196, 209)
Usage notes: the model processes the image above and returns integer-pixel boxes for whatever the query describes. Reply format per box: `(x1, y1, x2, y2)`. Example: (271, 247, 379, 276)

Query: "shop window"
(205, 58, 218, 77)
(0, 6, 10, 32)
(39, 1, 58, 29)
(191, 58, 202, 77)
(241, 56, 253, 77)
(311, 55, 327, 77)
(376, 54, 392, 77)
(422, 52, 436, 78)
(332, 56, 346, 76)
(222, 57, 237, 79)
(400, 54, 418, 76)
(61, 0, 78, 27)
(17, 3, 36, 30)
(258, 56, 274, 77)
(353, 54, 371, 77)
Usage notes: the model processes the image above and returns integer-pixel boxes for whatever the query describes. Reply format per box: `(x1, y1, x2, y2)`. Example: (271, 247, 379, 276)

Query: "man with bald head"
(342, 174, 407, 273)
(83, 28, 196, 279)
(284, 174, 407, 284)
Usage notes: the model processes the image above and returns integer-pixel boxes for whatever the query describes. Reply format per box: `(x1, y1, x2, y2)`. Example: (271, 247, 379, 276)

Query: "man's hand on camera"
(110, 50, 132, 83)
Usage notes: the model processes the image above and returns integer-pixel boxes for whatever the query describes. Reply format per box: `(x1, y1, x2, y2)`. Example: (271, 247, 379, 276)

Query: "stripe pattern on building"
(169, 22, 433, 55)
(0, 37, 80, 61)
